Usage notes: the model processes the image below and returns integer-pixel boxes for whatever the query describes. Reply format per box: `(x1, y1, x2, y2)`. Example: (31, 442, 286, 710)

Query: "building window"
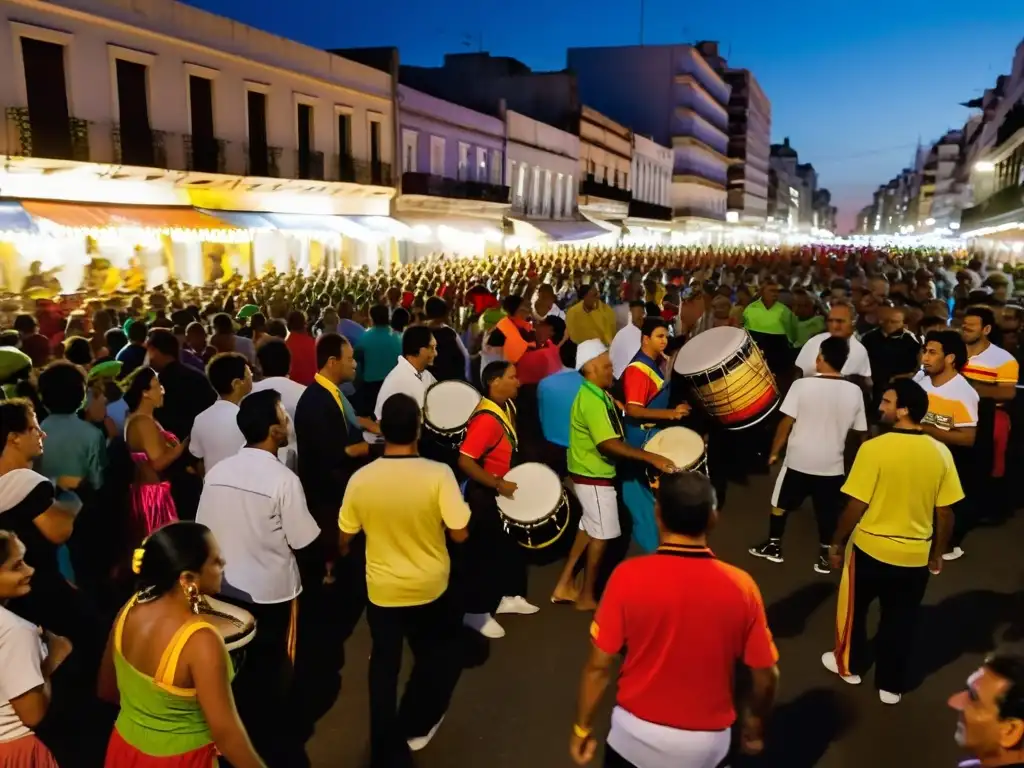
(20, 37, 72, 160)
(476, 147, 488, 182)
(458, 142, 470, 181)
(490, 150, 503, 185)
(246, 91, 269, 175)
(554, 172, 565, 218)
(338, 112, 352, 157)
(369, 119, 382, 166)
(430, 136, 445, 175)
(189, 75, 217, 172)
(115, 59, 152, 166)
(402, 130, 417, 173)
(622, 170, 628, 191)
(613, 168, 619, 188)
(516, 162, 528, 209)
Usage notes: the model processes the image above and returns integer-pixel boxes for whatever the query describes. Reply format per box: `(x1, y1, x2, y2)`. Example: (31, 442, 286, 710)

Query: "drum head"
(643, 427, 705, 471)
(424, 381, 481, 430)
(201, 596, 256, 651)
(673, 326, 747, 376)
(497, 462, 562, 523)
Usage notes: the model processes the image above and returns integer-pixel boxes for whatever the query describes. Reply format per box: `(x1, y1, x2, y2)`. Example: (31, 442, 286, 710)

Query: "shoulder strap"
(155, 621, 219, 686)
(113, 594, 140, 653)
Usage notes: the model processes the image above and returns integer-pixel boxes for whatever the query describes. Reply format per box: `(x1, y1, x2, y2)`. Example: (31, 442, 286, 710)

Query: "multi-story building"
(567, 43, 732, 227)
(769, 138, 799, 230)
(926, 130, 964, 229)
(628, 133, 673, 230)
(577, 106, 633, 223)
(813, 188, 837, 234)
(795, 163, 818, 227)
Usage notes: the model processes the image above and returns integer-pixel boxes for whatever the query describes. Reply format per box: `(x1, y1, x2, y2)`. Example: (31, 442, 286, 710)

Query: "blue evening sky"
(192, 0, 1024, 233)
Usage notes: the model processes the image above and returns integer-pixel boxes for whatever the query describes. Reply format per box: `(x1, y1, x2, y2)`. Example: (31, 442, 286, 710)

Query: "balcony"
(244, 144, 283, 178)
(111, 124, 167, 168)
(960, 183, 1024, 231)
(5, 106, 89, 162)
(627, 198, 672, 221)
(673, 205, 725, 221)
(295, 149, 325, 181)
(401, 172, 509, 204)
(579, 175, 632, 204)
(336, 155, 392, 186)
(184, 134, 226, 174)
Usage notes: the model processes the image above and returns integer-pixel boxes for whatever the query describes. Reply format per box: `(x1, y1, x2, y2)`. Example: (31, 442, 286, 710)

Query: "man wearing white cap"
(551, 340, 678, 611)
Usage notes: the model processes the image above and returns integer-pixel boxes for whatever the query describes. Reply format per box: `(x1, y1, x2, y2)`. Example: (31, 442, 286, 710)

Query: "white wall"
(578, 107, 631, 187)
(506, 110, 578, 220)
(632, 134, 672, 206)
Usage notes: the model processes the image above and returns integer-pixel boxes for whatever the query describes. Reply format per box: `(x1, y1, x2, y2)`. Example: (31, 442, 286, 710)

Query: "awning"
(509, 216, 612, 242)
(259, 212, 369, 238)
(198, 209, 275, 229)
(344, 216, 412, 238)
(581, 213, 622, 234)
(0, 201, 37, 234)
(395, 214, 505, 238)
(20, 201, 238, 230)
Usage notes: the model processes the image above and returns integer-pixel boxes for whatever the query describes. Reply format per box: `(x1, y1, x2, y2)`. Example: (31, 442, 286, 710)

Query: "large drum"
(497, 462, 570, 549)
(643, 427, 708, 487)
(673, 327, 779, 430)
(423, 380, 482, 449)
(199, 596, 256, 668)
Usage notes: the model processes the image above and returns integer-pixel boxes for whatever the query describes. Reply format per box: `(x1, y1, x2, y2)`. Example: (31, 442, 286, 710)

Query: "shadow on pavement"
(766, 581, 836, 640)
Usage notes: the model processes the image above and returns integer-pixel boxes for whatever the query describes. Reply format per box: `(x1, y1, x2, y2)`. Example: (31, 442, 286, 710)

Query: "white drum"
(423, 380, 482, 444)
(643, 426, 708, 486)
(496, 463, 570, 549)
(199, 595, 256, 661)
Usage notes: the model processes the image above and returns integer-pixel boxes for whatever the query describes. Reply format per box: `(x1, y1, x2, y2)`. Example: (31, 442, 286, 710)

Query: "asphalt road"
(304, 468, 1024, 768)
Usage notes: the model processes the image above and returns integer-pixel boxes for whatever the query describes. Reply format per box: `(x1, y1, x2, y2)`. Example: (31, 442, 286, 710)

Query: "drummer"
(620, 317, 691, 551)
(457, 361, 539, 640)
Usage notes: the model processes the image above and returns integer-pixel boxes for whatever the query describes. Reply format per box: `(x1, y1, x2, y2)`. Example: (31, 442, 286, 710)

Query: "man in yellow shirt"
(822, 379, 962, 706)
(339, 393, 470, 766)
(565, 284, 616, 347)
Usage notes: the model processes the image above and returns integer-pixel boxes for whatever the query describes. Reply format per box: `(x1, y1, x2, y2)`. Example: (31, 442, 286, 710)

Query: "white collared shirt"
(368, 356, 437, 441)
(196, 448, 320, 604)
(250, 376, 307, 470)
(794, 332, 872, 379)
(189, 399, 244, 472)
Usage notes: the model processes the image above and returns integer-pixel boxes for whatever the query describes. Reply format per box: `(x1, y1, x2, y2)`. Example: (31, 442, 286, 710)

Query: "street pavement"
(305, 468, 1024, 767)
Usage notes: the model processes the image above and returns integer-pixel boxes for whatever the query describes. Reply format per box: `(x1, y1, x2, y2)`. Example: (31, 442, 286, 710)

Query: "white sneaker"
(463, 612, 505, 638)
(821, 652, 862, 685)
(496, 596, 540, 615)
(407, 715, 445, 751)
(879, 690, 901, 705)
(942, 547, 965, 561)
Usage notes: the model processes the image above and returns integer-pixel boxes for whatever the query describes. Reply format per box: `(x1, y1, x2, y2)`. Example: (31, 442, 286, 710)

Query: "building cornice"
(672, 135, 735, 165)
(673, 74, 728, 116)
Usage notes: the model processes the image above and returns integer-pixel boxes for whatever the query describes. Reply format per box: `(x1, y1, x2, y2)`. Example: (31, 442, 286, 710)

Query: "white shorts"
(607, 707, 731, 768)
(571, 481, 621, 541)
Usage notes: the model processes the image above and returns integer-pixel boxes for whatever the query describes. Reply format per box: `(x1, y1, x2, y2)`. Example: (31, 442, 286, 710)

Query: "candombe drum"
(496, 462, 570, 549)
(423, 380, 482, 451)
(198, 595, 256, 669)
(672, 326, 779, 430)
(642, 426, 708, 488)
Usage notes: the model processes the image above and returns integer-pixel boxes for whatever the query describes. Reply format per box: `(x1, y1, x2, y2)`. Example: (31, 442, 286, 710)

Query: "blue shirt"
(355, 326, 402, 384)
(338, 318, 366, 347)
(538, 369, 585, 448)
(36, 414, 106, 489)
(115, 343, 146, 377)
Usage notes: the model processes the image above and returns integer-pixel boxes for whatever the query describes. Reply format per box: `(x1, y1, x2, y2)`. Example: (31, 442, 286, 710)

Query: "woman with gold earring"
(97, 522, 265, 767)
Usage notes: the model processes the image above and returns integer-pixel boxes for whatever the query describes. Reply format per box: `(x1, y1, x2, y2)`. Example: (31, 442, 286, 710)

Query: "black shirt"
(0, 474, 58, 584)
(153, 360, 217, 441)
(427, 325, 467, 383)
(861, 327, 920, 404)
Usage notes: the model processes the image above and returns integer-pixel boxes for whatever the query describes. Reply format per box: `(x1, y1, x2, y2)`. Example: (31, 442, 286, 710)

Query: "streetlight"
(925, 217, 936, 226)
(974, 161, 996, 173)
(950, 222, 961, 230)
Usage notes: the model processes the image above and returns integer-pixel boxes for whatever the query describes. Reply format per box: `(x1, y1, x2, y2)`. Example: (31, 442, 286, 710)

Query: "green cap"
(88, 360, 123, 381)
(0, 348, 32, 382)
(236, 304, 260, 320)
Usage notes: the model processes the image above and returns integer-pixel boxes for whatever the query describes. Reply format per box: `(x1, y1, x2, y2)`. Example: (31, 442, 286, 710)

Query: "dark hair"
(266, 319, 287, 339)
(135, 521, 213, 598)
(13, 314, 36, 334)
(257, 338, 291, 378)
(0, 399, 35, 451)
(315, 332, 349, 370)
(369, 304, 390, 327)
(920, 315, 946, 331)
(206, 352, 249, 396)
(545, 315, 566, 344)
(818, 335, 850, 373)
(37, 361, 87, 415)
(889, 379, 929, 423)
(105, 327, 128, 355)
(0, 530, 18, 564)
(402, 326, 433, 358)
(63, 336, 92, 367)
(127, 319, 148, 344)
(502, 294, 524, 316)
(146, 328, 180, 359)
(656, 472, 715, 536)
(965, 305, 1001, 345)
(925, 330, 967, 371)
(425, 296, 448, 321)
(286, 310, 306, 333)
(985, 652, 1024, 726)
(380, 393, 420, 445)
(212, 313, 235, 334)
(0, 331, 19, 348)
(641, 317, 668, 339)
(250, 312, 267, 331)
(237, 389, 282, 445)
(123, 367, 158, 412)
(481, 360, 513, 396)
(644, 301, 661, 317)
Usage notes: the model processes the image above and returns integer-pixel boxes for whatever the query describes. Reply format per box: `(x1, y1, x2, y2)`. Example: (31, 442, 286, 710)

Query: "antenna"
(639, 0, 644, 45)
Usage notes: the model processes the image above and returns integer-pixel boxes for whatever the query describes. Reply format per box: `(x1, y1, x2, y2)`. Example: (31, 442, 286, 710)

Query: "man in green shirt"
(550, 340, 676, 611)
(743, 280, 798, 379)
(791, 289, 827, 349)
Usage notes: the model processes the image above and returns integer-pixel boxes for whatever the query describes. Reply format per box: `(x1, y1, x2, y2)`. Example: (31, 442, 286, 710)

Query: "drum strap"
(155, 620, 219, 686)
(471, 398, 519, 454)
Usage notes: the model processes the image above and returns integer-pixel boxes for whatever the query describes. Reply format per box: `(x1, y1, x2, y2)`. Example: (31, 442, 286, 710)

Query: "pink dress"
(128, 427, 179, 544)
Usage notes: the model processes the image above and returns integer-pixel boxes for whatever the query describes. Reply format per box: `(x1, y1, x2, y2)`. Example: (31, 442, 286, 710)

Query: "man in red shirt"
(285, 310, 317, 385)
(570, 472, 779, 767)
(457, 361, 539, 639)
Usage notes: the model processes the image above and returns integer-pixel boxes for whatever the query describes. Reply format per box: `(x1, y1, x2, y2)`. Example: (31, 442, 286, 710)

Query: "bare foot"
(550, 584, 580, 604)
(574, 599, 598, 612)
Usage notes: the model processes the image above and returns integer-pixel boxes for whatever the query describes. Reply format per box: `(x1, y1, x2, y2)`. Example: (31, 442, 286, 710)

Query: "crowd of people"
(0, 243, 1021, 767)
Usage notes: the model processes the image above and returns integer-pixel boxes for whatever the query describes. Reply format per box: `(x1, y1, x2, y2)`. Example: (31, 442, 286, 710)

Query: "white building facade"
(506, 109, 578, 220)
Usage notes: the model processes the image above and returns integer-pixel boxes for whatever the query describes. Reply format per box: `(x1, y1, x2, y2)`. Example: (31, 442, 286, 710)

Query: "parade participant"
(532, 283, 565, 323)
(196, 390, 320, 767)
(458, 361, 537, 640)
(550, 341, 677, 611)
(825, 379, 960, 705)
(566, 285, 616, 347)
(749, 336, 867, 573)
(570, 472, 778, 767)
(743, 280, 797, 378)
(515, 317, 564, 387)
(370, 326, 437, 441)
(115, 319, 148, 379)
(339, 393, 470, 768)
(353, 305, 401, 416)
(425, 297, 469, 382)
(795, 301, 873, 383)
(949, 652, 1024, 768)
(608, 301, 645, 380)
(250, 339, 306, 470)
(620, 317, 690, 552)
(210, 312, 256, 367)
(791, 289, 826, 348)
(189, 352, 251, 475)
(0, 531, 68, 767)
(487, 295, 537, 365)
(861, 304, 920, 408)
(98, 522, 265, 767)
(913, 330, 979, 561)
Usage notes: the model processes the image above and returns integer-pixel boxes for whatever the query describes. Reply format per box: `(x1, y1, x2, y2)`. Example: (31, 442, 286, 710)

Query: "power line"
(810, 142, 922, 165)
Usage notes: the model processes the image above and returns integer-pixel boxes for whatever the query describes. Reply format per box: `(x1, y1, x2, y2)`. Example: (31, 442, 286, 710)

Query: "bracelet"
(572, 724, 591, 739)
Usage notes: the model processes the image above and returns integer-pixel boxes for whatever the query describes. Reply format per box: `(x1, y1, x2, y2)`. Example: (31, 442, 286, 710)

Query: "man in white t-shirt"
(196, 389, 320, 765)
(795, 301, 872, 385)
(609, 301, 645, 380)
(751, 335, 868, 573)
(190, 352, 251, 475)
(250, 338, 307, 470)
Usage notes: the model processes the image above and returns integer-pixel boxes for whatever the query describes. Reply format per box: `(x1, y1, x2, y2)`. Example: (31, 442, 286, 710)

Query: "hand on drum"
(648, 455, 679, 475)
(672, 403, 691, 420)
(496, 479, 518, 499)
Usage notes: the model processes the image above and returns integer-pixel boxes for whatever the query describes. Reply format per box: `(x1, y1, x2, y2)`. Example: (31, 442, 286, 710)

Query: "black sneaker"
(749, 539, 783, 563)
(814, 549, 831, 575)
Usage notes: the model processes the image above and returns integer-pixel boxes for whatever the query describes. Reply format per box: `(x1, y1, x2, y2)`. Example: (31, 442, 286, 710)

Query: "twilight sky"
(193, 0, 1024, 233)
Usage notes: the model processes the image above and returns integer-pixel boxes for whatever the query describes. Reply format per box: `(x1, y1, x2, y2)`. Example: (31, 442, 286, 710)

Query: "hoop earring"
(184, 583, 201, 615)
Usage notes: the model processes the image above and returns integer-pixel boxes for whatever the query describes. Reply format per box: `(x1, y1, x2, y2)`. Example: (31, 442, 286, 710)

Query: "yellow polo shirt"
(844, 430, 964, 567)
(339, 456, 471, 607)
(566, 301, 616, 345)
